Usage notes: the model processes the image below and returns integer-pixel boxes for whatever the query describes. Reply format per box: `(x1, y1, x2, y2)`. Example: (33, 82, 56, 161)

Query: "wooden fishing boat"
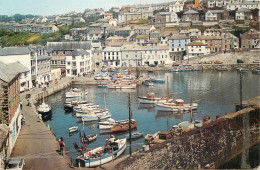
(125, 131, 143, 140)
(110, 120, 137, 132)
(76, 137, 127, 167)
(98, 118, 130, 130)
(138, 92, 173, 104)
(82, 133, 97, 143)
(156, 99, 198, 112)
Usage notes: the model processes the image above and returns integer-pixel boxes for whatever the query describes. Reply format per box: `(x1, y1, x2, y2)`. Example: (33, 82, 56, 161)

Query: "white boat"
(107, 82, 136, 89)
(73, 104, 100, 113)
(76, 138, 127, 167)
(64, 101, 88, 110)
(75, 109, 108, 118)
(37, 92, 52, 118)
(156, 99, 198, 112)
(69, 126, 78, 133)
(98, 118, 132, 130)
(81, 111, 112, 121)
(138, 93, 173, 104)
(65, 88, 88, 98)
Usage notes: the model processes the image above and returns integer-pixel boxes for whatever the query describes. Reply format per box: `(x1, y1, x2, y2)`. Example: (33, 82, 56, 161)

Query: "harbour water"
(44, 70, 260, 167)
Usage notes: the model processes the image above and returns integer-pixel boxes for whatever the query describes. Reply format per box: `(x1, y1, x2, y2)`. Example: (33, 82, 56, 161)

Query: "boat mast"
(82, 121, 85, 154)
(104, 94, 107, 109)
(167, 76, 169, 100)
(128, 93, 132, 157)
(190, 80, 193, 123)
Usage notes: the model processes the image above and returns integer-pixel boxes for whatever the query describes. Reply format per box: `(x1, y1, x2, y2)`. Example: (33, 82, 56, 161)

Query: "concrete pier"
(11, 77, 73, 170)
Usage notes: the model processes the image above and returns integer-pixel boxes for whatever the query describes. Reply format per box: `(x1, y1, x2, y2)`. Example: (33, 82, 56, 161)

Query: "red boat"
(110, 120, 137, 132)
(214, 60, 223, 64)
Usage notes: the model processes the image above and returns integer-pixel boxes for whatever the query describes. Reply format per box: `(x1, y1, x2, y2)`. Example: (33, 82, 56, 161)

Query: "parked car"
(115, 73, 126, 78)
(214, 60, 223, 64)
(6, 157, 25, 170)
(237, 59, 244, 63)
(172, 63, 180, 66)
(253, 60, 260, 63)
(94, 75, 109, 80)
(149, 64, 156, 67)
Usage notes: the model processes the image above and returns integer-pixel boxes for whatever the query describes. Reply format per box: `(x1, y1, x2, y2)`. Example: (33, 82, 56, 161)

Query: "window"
(126, 55, 128, 58)
(81, 55, 84, 59)
(72, 56, 76, 60)
(72, 62, 76, 67)
(67, 62, 71, 65)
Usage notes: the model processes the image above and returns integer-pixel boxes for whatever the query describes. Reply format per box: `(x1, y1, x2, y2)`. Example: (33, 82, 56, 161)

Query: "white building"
(66, 50, 92, 76)
(185, 42, 210, 59)
(169, 1, 184, 13)
(141, 45, 172, 66)
(87, 30, 103, 41)
(121, 44, 142, 67)
(205, 10, 224, 21)
(0, 47, 32, 92)
(236, 8, 253, 20)
(226, 2, 259, 10)
(102, 47, 121, 67)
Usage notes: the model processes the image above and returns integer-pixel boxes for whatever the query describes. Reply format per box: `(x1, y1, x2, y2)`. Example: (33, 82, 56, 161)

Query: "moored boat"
(125, 131, 143, 140)
(156, 99, 198, 112)
(110, 120, 137, 132)
(252, 68, 260, 75)
(151, 78, 165, 83)
(98, 118, 130, 130)
(65, 88, 88, 98)
(138, 92, 173, 104)
(76, 137, 127, 167)
(107, 82, 136, 89)
(81, 111, 111, 121)
(69, 126, 78, 133)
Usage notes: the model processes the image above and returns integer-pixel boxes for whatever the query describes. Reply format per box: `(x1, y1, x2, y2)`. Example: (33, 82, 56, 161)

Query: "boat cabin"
(158, 131, 174, 140)
(175, 99, 184, 106)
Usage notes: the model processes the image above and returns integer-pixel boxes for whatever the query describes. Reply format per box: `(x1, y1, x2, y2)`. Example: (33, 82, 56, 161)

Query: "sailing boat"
(156, 78, 198, 112)
(138, 76, 172, 104)
(37, 91, 52, 118)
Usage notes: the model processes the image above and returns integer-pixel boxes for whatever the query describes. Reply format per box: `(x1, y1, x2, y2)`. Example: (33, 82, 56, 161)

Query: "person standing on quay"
(20, 101, 23, 110)
(59, 137, 65, 156)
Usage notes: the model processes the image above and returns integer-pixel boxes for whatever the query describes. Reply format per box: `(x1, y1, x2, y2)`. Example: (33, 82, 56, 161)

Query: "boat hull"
(156, 103, 198, 112)
(77, 139, 127, 167)
(110, 121, 137, 132)
(138, 97, 173, 104)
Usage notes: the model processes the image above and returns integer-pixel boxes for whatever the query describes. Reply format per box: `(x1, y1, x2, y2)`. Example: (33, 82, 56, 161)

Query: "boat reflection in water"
(137, 103, 155, 112)
(41, 111, 52, 122)
(99, 127, 137, 137)
(156, 110, 197, 120)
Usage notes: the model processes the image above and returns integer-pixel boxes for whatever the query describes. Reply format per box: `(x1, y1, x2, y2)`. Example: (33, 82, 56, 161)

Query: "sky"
(0, 0, 175, 16)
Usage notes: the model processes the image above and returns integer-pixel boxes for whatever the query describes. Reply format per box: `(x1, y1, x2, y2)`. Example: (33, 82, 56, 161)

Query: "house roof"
(46, 42, 91, 51)
(107, 36, 126, 40)
(103, 47, 121, 52)
(197, 36, 222, 40)
(88, 30, 103, 34)
(0, 47, 30, 56)
(169, 34, 189, 39)
(187, 42, 205, 46)
(207, 10, 224, 14)
(237, 8, 252, 13)
(8, 62, 30, 73)
(67, 49, 90, 56)
(183, 10, 198, 15)
(0, 61, 20, 83)
(104, 13, 113, 16)
(136, 34, 149, 39)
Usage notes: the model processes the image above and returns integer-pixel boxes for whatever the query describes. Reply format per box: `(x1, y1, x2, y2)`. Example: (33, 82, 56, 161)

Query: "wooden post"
(128, 93, 132, 157)
(240, 72, 243, 109)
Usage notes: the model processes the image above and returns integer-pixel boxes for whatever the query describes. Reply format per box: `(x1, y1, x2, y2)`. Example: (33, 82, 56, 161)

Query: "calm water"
(44, 70, 260, 167)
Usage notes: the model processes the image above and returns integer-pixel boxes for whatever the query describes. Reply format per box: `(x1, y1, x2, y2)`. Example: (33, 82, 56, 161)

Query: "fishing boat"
(76, 109, 109, 118)
(65, 88, 88, 98)
(216, 68, 228, 71)
(69, 126, 78, 133)
(81, 111, 112, 121)
(191, 68, 200, 71)
(107, 82, 136, 89)
(238, 68, 249, 73)
(97, 84, 107, 88)
(143, 79, 154, 86)
(64, 101, 88, 111)
(252, 68, 260, 75)
(156, 99, 198, 112)
(76, 137, 127, 167)
(138, 92, 173, 104)
(82, 133, 98, 143)
(110, 120, 137, 132)
(125, 131, 143, 140)
(37, 92, 52, 118)
(98, 118, 132, 130)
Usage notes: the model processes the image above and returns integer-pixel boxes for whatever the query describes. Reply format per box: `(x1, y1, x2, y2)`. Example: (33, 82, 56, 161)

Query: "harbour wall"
(115, 97, 260, 169)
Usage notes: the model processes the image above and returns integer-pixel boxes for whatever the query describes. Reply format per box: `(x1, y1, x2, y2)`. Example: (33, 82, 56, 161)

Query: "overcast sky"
(0, 0, 175, 16)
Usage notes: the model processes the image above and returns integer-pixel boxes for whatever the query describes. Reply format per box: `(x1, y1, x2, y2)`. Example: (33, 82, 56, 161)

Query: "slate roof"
(46, 42, 91, 51)
(187, 42, 205, 46)
(8, 62, 30, 73)
(0, 61, 20, 83)
(0, 47, 30, 56)
(66, 49, 90, 56)
(184, 10, 198, 15)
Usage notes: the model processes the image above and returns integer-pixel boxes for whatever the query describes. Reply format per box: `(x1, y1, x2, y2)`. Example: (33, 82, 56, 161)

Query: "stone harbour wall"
(116, 99, 260, 169)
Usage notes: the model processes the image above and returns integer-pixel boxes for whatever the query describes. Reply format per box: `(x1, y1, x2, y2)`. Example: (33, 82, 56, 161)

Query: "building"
(185, 42, 210, 59)
(121, 44, 142, 67)
(188, 29, 202, 39)
(51, 55, 66, 76)
(0, 61, 22, 158)
(197, 36, 223, 53)
(0, 124, 9, 169)
(135, 34, 150, 45)
(169, 1, 184, 13)
(154, 12, 180, 26)
(241, 30, 260, 49)
(66, 50, 91, 76)
(236, 8, 253, 20)
(203, 29, 223, 36)
(168, 34, 190, 52)
(87, 30, 103, 41)
(102, 47, 122, 67)
(114, 27, 132, 37)
(226, 2, 259, 10)
(69, 27, 88, 41)
(118, 12, 142, 23)
(183, 10, 199, 22)
(205, 10, 225, 21)
(105, 36, 127, 47)
(0, 47, 32, 92)
(221, 33, 239, 51)
(103, 13, 113, 20)
(141, 45, 172, 66)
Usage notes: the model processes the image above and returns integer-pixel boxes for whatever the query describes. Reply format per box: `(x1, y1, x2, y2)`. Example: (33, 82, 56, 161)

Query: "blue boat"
(151, 79, 165, 83)
(125, 131, 143, 140)
(191, 68, 200, 71)
(252, 69, 260, 75)
(97, 84, 107, 88)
